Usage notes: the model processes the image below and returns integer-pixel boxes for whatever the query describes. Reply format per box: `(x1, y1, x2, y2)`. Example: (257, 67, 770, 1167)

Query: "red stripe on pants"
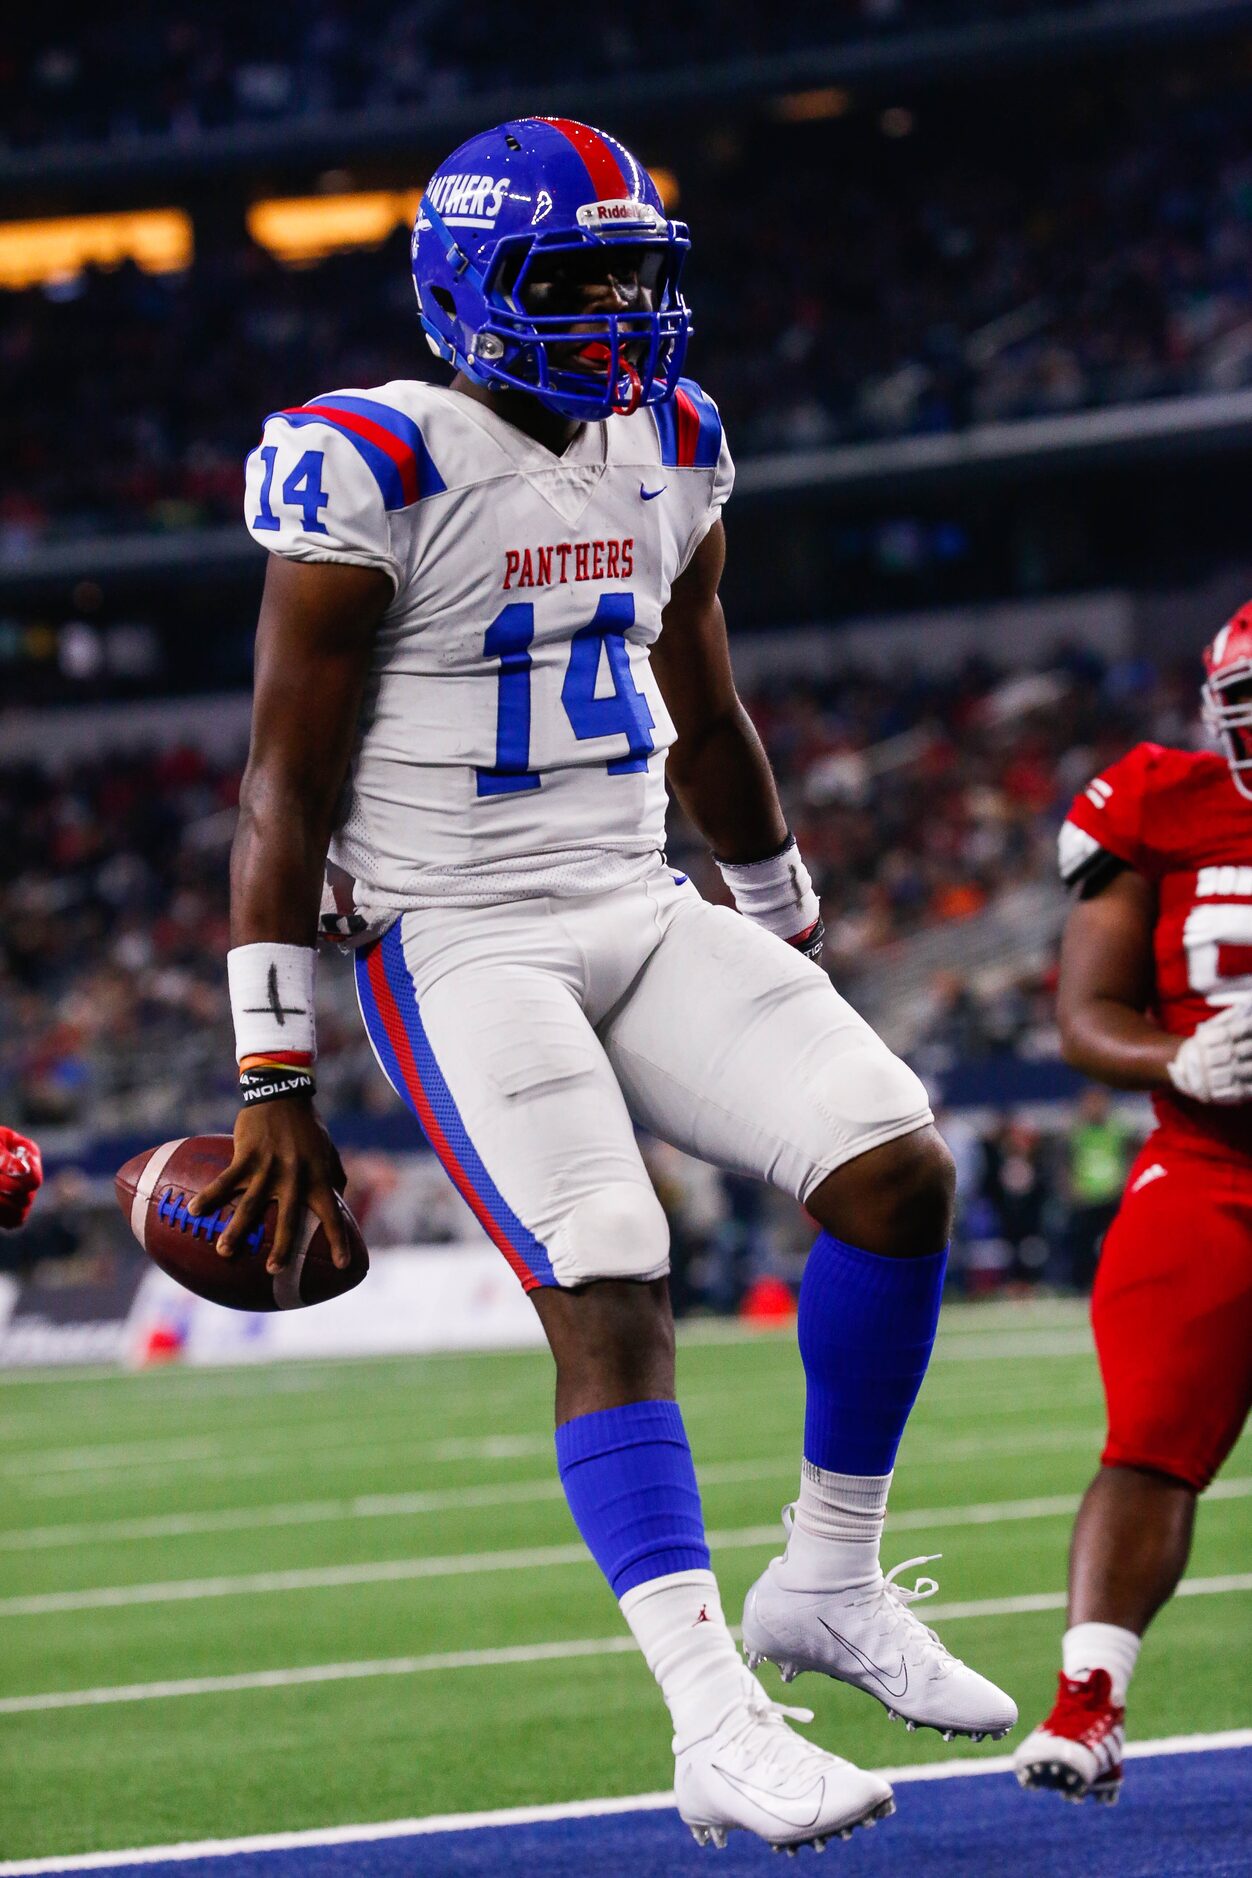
(364, 945, 538, 1288)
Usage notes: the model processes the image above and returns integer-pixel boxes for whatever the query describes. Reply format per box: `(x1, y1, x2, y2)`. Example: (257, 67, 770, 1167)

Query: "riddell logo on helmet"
(425, 173, 512, 225)
(576, 200, 665, 231)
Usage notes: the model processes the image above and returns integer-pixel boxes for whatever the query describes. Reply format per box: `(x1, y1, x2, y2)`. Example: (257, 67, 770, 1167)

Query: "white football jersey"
(243, 377, 733, 918)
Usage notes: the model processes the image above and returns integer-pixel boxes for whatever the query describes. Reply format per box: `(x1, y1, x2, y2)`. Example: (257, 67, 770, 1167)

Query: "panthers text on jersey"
(243, 377, 732, 918)
(1060, 739, 1252, 1158)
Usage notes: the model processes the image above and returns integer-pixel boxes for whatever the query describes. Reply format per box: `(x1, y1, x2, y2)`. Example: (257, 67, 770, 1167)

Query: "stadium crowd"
(5, 67, 1252, 546)
(1, 627, 1186, 1301)
(0, 643, 1193, 1135)
(7, 1, 1103, 154)
(0, 1096, 1141, 1308)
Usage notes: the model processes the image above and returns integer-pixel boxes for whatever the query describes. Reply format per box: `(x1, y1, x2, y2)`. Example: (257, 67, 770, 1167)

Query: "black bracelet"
(793, 915, 826, 963)
(239, 1066, 317, 1107)
(712, 830, 795, 867)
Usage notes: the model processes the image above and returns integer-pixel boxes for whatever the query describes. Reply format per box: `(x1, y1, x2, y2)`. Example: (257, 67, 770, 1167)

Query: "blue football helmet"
(411, 117, 692, 421)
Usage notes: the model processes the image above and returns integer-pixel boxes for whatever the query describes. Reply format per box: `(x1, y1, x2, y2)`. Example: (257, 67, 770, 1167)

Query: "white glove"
(1167, 1003, 1252, 1105)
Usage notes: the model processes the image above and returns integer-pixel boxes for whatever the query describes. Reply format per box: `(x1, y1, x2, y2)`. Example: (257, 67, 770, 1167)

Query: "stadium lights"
(246, 190, 422, 266)
(0, 208, 192, 291)
(247, 178, 680, 262)
(774, 88, 851, 122)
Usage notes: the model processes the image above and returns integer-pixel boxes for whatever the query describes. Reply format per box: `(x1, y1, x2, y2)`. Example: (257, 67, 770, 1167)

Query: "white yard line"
(0, 1483, 576, 1550)
(3, 1471, 1247, 1561)
(7, 1530, 1250, 1619)
(0, 1636, 644, 1715)
(0, 1459, 776, 1552)
(18, 1455, 329, 1500)
(0, 1303, 1089, 1402)
(0, 1375, 548, 1445)
(0, 1313, 1094, 1459)
(929, 1331, 1093, 1362)
(900, 1426, 1100, 1462)
(0, 1497, 1104, 1615)
(0, 1348, 545, 1397)
(681, 1377, 1102, 1418)
(679, 1304, 1089, 1349)
(0, 1728, 1248, 1873)
(1, 1437, 229, 1479)
(5, 1430, 556, 1491)
(0, 1374, 1088, 1472)
(4, 1430, 555, 1479)
(5, 1421, 1108, 1510)
(0, 1543, 601, 1615)
(1, 1575, 1248, 1703)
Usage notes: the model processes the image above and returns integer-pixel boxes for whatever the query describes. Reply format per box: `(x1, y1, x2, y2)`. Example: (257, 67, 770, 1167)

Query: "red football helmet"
(1203, 602, 1252, 801)
(0, 1126, 41, 1231)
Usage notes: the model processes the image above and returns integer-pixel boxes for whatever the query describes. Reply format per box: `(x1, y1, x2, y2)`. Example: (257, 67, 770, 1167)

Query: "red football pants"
(1093, 1140, 1252, 1492)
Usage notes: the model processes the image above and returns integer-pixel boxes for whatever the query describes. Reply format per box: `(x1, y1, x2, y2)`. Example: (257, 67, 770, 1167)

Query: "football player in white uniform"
(194, 117, 1015, 1850)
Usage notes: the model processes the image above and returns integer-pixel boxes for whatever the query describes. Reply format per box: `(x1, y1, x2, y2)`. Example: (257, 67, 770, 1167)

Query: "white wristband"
(227, 943, 317, 1063)
(716, 836, 821, 942)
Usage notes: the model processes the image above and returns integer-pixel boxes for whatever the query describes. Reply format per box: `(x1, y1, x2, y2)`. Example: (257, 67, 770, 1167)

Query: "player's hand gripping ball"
(116, 1135, 369, 1311)
(0, 1127, 42, 1231)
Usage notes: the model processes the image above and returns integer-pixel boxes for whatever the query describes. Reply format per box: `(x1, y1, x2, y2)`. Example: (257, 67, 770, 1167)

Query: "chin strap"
(418, 194, 487, 293)
(575, 344, 644, 416)
(614, 362, 644, 415)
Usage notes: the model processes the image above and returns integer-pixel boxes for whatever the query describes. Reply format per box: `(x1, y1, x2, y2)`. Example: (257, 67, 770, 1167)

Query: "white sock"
(620, 1569, 753, 1749)
(774, 1462, 893, 1592)
(1062, 1622, 1140, 1705)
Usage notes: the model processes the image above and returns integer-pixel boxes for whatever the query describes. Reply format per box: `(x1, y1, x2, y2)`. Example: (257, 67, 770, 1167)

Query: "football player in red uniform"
(0, 1127, 42, 1230)
(1014, 610, 1252, 1803)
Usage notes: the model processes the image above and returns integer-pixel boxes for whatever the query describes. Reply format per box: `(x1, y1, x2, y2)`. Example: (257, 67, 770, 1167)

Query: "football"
(115, 1134, 369, 1312)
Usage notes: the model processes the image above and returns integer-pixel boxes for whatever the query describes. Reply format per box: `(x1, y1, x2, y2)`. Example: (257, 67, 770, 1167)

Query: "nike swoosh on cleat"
(816, 1619, 909, 1698)
(639, 483, 667, 500)
(713, 1766, 826, 1831)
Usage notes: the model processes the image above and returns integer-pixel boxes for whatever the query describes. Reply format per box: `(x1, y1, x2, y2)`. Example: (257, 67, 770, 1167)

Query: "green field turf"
(0, 1298, 1248, 1863)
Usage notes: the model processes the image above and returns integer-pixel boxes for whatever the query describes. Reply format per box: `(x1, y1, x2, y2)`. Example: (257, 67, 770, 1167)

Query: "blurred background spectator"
(1063, 1087, 1134, 1291)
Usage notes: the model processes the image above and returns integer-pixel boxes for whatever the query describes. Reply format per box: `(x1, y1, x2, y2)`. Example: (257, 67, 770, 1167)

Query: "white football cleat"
(1013, 1669, 1125, 1804)
(677, 1687, 894, 1853)
(741, 1528, 1017, 1743)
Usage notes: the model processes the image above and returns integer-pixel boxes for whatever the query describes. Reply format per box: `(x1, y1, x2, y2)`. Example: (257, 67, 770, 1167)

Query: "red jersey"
(1060, 741, 1252, 1160)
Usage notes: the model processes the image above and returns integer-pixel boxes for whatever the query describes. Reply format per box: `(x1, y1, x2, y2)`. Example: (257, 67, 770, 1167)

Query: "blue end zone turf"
(55, 1747, 1252, 1878)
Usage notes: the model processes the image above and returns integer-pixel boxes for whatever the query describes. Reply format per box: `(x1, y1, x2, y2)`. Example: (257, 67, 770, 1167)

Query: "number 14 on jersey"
(477, 592, 656, 797)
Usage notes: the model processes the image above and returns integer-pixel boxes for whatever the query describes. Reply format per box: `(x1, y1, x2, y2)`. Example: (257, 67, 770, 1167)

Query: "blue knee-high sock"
(555, 1399, 709, 1596)
(799, 1232, 947, 1474)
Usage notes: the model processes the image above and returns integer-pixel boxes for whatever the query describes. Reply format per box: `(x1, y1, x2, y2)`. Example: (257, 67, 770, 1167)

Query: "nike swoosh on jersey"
(712, 1766, 826, 1830)
(816, 1619, 909, 1698)
(639, 483, 667, 500)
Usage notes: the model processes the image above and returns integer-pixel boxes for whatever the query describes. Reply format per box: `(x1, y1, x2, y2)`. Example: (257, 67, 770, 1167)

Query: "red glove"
(0, 1127, 42, 1231)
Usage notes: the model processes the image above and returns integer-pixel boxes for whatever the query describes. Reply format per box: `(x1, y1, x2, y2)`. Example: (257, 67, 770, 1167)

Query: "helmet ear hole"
(429, 286, 457, 318)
